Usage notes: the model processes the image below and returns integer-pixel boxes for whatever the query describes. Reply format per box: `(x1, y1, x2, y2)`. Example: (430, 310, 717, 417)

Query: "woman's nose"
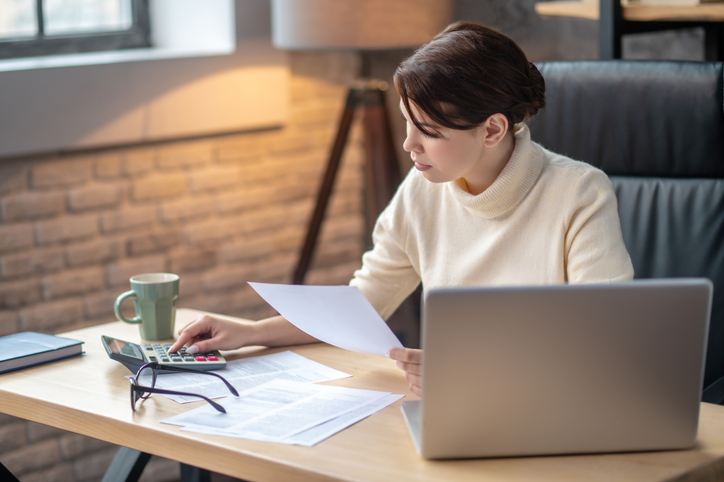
(403, 132, 419, 153)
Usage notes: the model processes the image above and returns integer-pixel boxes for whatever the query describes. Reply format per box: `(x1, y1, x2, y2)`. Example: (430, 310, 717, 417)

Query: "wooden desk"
(2, 308, 724, 481)
(535, 0, 724, 59)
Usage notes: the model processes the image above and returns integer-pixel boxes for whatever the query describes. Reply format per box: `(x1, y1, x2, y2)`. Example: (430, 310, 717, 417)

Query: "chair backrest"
(529, 60, 724, 390)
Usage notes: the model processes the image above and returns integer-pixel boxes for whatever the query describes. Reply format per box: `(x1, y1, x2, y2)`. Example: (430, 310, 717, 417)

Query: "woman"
(170, 22, 634, 396)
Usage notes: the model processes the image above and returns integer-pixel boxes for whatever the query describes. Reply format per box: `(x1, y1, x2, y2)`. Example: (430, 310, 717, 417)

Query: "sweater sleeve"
(349, 179, 422, 320)
(564, 169, 634, 283)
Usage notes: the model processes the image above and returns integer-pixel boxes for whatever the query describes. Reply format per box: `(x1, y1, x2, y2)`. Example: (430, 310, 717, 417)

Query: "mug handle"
(114, 291, 142, 324)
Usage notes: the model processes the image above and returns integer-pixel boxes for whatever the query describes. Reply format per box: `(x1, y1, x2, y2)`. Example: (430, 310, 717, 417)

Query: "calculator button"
(207, 356, 218, 361)
(171, 357, 182, 362)
(149, 356, 157, 362)
(183, 357, 195, 362)
(143, 343, 152, 349)
(195, 356, 207, 361)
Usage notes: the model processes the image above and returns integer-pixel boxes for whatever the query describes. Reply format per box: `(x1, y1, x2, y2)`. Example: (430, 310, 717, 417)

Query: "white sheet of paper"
(248, 282, 403, 356)
(281, 393, 404, 446)
(177, 393, 404, 446)
(161, 379, 394, 443)
(131, 351, 351, 403)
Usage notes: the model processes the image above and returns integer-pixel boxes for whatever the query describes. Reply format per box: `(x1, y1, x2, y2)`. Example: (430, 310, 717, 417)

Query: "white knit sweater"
(350, 124, 634, 320)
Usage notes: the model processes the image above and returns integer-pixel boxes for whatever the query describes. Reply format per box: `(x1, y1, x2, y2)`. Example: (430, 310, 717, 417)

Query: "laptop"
(401, 278, 713, 459)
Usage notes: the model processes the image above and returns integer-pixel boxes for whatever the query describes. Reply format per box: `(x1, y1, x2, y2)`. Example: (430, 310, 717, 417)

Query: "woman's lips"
(414, 161, 431, 171)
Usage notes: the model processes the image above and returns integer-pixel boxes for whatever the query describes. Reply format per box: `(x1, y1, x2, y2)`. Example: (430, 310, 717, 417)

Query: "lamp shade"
(271, 0, 454, 51)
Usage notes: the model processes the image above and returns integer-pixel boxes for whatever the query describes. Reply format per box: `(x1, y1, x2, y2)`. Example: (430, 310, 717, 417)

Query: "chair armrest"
(702, 376, 724, 404)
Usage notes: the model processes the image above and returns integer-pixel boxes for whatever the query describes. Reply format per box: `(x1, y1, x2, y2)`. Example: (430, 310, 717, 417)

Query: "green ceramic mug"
(114, 273, 179, 340)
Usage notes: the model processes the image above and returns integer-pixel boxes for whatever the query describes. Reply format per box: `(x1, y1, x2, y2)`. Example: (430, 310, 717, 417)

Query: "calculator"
(101, 335, 227, 374)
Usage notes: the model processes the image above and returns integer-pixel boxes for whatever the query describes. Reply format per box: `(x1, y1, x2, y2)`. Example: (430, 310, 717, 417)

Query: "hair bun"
(526, 62, 546, 117)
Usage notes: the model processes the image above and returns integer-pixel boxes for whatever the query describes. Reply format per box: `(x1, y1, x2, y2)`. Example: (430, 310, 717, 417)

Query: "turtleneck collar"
(447, 123, 543, 218)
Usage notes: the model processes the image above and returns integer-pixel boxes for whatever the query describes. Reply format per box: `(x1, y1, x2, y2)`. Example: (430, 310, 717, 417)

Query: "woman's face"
(400, 100, 489, 187)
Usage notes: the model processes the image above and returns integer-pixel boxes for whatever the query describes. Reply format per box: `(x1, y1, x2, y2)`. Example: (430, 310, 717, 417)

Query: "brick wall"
(0, 51, 368, 482)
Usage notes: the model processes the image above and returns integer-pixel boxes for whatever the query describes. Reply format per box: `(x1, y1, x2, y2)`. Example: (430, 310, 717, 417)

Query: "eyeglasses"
(129, 362, 239, 413)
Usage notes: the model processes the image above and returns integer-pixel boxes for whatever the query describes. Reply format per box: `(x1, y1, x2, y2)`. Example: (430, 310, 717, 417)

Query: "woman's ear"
(482, 113, 510, 147)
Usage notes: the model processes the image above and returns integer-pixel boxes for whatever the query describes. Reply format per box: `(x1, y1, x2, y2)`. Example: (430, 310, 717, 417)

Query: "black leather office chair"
(529, 60, 724, 402)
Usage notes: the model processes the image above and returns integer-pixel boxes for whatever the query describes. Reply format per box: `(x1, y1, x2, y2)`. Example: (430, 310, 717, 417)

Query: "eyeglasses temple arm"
(133, 386, 227, 413)
(153, 364, 240, 397)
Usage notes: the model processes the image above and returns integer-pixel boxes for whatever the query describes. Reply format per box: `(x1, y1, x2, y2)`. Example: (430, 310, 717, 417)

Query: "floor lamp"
(271, 0, 453, 284)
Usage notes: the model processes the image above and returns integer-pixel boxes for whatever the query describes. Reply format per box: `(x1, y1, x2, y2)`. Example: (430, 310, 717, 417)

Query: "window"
(0, 0, 150, 59)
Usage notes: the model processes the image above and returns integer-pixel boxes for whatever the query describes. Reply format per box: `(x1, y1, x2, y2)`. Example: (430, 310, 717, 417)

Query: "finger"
(395, 359, 422, 375)
(170, 316, 213, 352)
(409, 383, 421, 397)
(388, 348, 422, 363)
(169, 333, 195, 353)
(187, 337, 225, 354)
(405, 372, 421, 386)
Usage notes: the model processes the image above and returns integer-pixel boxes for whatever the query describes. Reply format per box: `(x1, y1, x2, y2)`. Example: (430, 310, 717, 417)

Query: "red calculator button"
(207, 356, 218, 361)
(195, 356, 207, 361)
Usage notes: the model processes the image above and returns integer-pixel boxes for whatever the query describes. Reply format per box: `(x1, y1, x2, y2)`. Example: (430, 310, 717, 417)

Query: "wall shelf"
(535, 0, 724, 59)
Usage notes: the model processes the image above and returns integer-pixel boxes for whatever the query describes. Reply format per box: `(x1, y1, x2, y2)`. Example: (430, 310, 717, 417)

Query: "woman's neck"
(464, 131, 516, 196)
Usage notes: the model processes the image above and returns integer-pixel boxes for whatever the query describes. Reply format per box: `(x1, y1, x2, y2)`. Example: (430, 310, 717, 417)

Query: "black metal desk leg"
(600, 0, 624, 59)
(101, 447, 152, 482)
(180, 464, 212, 482)
(0, 461, 20, 482)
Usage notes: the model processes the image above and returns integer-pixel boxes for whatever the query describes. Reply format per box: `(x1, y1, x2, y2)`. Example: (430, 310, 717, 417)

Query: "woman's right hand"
(169, 314, 257, 355)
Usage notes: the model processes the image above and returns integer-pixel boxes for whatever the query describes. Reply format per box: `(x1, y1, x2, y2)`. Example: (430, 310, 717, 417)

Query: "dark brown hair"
(394, 21, 546, 137)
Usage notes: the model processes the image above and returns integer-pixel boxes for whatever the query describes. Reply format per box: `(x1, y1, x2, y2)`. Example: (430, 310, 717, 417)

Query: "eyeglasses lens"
(130, 364, 157, 411)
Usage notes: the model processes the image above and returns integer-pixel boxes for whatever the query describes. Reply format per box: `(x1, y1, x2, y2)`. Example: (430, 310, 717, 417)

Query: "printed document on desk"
(249, 282, 403, 356)
(135, 351, 351, 403)
(162, 379, 403, 446)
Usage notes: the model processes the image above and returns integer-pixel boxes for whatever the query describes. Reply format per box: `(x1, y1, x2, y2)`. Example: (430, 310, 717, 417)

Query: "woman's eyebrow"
(398, 105, 437, 128)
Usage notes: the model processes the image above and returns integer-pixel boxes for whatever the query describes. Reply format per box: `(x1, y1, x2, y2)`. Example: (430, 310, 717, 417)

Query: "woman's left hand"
(388, 348, 422, 396)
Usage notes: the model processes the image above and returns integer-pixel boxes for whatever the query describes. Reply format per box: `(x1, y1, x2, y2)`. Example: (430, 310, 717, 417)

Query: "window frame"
(0, 0, 151, 60)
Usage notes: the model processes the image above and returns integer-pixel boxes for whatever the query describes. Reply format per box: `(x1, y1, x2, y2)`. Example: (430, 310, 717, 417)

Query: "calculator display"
(105, 337, 144, 360)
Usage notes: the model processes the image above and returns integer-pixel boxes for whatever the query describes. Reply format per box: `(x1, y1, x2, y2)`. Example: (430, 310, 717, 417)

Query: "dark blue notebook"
(0, 332, 84, 374)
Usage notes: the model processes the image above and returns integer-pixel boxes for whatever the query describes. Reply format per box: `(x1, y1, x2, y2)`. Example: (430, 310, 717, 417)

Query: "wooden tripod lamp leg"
(293, 88, 359, 284)
(362, 88, 402, 241)
(293, 85, 402, 285)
